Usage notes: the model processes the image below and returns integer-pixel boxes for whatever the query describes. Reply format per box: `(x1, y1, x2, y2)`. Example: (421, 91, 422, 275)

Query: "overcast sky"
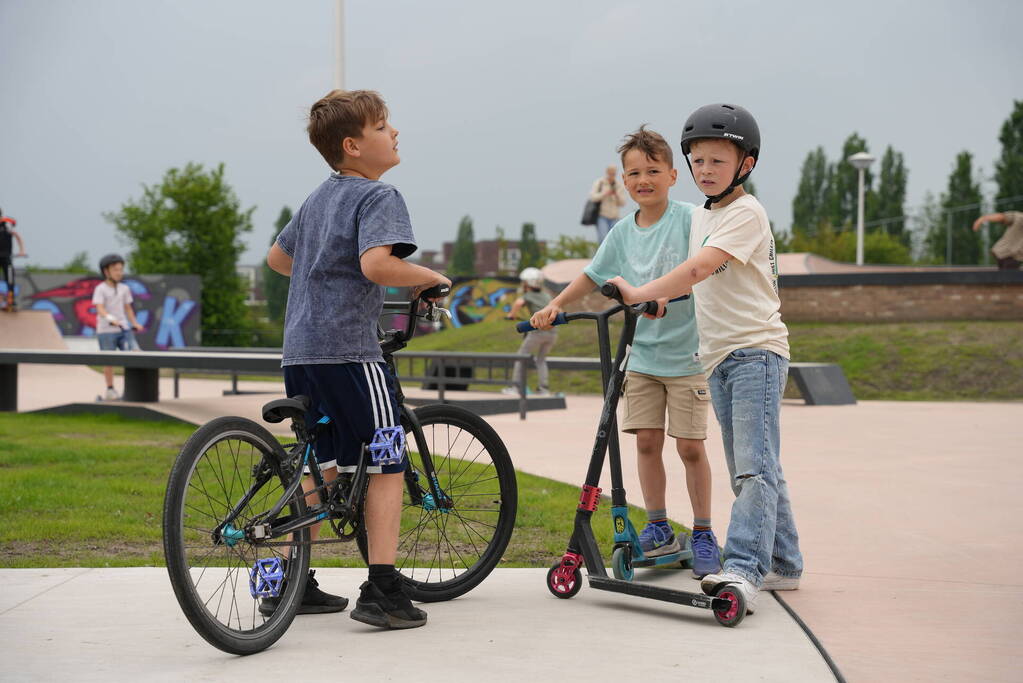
(2, 0, 1021, 269)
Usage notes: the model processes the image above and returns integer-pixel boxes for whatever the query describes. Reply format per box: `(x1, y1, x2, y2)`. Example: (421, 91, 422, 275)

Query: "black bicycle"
(162, 286, 517, 654)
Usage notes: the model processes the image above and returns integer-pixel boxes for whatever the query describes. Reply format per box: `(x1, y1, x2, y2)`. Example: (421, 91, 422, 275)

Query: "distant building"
(439, 239, 546, 277)
(236, 265, 265, 305)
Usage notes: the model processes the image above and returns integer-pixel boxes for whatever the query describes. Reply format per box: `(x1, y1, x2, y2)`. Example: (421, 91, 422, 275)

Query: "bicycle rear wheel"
(162, 416, 311, 655)
(358, 404, 517, 602)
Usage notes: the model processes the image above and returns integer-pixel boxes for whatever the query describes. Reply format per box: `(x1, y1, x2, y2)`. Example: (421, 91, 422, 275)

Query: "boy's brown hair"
(617, 125, 673, 168)
(307, 89, 389, 170)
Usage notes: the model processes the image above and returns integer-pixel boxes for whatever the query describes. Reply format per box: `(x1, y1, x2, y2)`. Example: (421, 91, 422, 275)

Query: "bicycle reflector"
(368, 426, 406, 466)
(249, 557, 286, 598)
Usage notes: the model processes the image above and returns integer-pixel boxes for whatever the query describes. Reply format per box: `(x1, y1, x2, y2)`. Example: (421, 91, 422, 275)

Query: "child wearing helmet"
(0, 209, 27, 311)
(606, 104, 803, 617)
(93, 253, 144, 400)
(503, 266, 557, 396)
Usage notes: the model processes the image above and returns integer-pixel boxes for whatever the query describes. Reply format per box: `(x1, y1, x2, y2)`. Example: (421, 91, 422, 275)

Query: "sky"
(2, 0, 1021, 269)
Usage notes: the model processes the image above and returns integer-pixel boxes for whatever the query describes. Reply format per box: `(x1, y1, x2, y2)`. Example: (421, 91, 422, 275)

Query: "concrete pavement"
(9, 362, 1023, 681)
(1, 568, 834, 682)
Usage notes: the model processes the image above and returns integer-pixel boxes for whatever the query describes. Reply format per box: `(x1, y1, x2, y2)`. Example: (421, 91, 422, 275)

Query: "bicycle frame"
(213, 291, 453, 548)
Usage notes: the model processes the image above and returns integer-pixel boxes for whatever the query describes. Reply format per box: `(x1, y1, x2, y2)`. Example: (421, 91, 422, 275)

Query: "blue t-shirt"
(277, 174, 417, 366)
(584, 200, 702, 377)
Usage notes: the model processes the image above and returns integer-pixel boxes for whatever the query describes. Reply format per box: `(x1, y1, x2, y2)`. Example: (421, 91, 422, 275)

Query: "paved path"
(0, 568, 832, 682)
(12, 364, 1023, 681)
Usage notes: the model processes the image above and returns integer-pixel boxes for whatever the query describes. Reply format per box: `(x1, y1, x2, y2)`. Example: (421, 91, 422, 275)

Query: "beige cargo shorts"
(621, 370, 710, 440)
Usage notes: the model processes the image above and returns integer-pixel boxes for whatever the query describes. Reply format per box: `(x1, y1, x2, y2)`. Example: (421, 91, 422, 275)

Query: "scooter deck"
(588, 575, 730, 611)
(631, 549, 692, 569)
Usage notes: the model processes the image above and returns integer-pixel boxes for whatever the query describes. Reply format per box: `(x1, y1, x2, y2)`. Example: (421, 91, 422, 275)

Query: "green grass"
(0, 413, 656, 568)
(407, 318, 1023, 401)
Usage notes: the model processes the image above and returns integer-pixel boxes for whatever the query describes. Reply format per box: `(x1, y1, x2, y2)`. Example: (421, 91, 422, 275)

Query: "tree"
(545, 234, 597, 261)
(828, 133, 875, 229)
(790, 146, 831, 238)
(924, 152, 983, 264)
(518, 222, 543, 270)
(994, 100, 1023, 241)
(450, 215, 476, 276)
(874, 146, 908, 244)
(105, 162, 254, 345)
(263, 206, 292, 323)
(63, 251, 91, 273)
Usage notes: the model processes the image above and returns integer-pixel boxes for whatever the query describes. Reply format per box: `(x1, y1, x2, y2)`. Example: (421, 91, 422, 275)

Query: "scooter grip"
(516, 313, 566, 333)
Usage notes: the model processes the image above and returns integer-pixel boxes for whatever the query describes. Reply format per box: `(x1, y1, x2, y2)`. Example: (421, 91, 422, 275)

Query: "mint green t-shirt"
(583, 200, 702, 378)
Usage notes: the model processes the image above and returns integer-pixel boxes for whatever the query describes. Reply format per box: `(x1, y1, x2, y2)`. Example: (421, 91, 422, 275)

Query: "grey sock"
(647, 508, 668, 524)
(693, 517, 712, 530)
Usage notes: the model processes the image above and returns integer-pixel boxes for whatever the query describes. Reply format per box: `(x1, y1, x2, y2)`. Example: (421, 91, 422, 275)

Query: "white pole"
(334, 0, 345, 90)
(856, 167, 865, 266)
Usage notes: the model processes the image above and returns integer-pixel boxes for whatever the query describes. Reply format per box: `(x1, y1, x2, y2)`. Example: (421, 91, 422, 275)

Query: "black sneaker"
(350, 580, 427, 629)
(259, 569, 349, 616)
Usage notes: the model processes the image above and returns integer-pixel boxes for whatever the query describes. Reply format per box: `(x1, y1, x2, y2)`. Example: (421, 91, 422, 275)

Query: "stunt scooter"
(516, 283, 747, 627)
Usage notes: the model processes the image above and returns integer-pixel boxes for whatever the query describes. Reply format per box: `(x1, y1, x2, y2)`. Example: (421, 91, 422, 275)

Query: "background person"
(92, 253, 144, 400)
(589, 164, 627, 244)
(972, 211, 1023, 270)
(503, 267, 557, 397)
(0, 208, 27, 311)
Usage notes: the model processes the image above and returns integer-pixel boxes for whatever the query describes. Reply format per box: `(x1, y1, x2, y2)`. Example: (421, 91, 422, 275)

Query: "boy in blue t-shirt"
(531, 126, 721, 578)
(267, 89, 450, 629)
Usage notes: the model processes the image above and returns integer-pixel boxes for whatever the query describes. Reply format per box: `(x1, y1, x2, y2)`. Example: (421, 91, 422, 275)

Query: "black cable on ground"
(771, 591, 847, 683)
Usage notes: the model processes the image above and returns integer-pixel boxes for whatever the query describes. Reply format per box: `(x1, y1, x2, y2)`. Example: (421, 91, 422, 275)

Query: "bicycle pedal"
(368, 426, 406, 466)
(249, 557, 286, 598)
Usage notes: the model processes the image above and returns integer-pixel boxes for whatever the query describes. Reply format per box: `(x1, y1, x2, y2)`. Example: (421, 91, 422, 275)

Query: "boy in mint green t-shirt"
(530, 126, 720, 578)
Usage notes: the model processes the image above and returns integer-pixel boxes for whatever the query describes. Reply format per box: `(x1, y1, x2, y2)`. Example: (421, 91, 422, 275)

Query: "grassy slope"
(0, 414, 653, 568)
(406, 319, 1023, 401)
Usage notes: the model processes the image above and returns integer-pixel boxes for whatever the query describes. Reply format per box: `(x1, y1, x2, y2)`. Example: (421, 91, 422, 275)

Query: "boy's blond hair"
(617, 125, 673, 168)
(307, 90, 389, 170)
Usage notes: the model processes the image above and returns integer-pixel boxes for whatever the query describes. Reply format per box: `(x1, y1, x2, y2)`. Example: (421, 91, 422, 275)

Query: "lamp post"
(334, 0, 345, 90)
(848, 151, 875, 266)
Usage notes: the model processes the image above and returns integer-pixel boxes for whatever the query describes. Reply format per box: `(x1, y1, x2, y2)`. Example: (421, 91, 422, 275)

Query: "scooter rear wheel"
(712, 583, 747, 627)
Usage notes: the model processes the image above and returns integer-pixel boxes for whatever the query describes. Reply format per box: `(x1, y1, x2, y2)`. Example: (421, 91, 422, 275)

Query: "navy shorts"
(283, 362, 406, 475)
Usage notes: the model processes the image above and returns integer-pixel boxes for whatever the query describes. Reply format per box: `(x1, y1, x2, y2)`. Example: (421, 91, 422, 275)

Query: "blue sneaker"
(638, 523, 680, 558)
(690, 529, 722, 578)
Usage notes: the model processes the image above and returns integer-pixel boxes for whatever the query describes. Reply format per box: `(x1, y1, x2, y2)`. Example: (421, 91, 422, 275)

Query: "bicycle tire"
(163, 416, 311, 655)
(357, 403, 517, 602)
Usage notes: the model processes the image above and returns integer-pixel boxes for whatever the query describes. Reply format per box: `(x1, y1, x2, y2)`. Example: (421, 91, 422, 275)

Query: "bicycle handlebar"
(515, 282, 689, 334)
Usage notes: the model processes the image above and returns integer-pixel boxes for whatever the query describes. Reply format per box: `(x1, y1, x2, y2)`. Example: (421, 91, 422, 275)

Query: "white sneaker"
(762, 572, 800, 591)
(104, 387, 121, 401)
(700, 571, 758, 615)
(500, 387, 521, 396)
(532, 388, 552, 397)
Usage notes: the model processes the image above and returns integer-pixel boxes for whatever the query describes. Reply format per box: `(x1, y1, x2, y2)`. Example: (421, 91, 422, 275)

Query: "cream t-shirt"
(687, 194, 789, 373)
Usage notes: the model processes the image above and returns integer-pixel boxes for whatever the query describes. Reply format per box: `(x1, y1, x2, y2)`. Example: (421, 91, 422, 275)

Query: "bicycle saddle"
(262, 396, 311, 424)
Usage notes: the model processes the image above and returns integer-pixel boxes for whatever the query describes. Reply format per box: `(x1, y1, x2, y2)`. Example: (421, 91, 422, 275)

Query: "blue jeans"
(707, 348, 802, 587)
(97, 329, 140, 351)
(595, 216, 615, 244)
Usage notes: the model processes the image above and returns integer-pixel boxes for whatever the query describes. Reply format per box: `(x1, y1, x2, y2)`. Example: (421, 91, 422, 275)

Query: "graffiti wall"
(3, 272, 202, 349)
(446, 277, 521, 328)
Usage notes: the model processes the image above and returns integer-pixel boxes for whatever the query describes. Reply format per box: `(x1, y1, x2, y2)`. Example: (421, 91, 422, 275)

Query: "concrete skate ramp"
(0, 311, 67, 350)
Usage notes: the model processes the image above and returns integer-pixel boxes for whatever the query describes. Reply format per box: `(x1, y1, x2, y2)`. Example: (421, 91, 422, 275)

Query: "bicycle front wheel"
(162, 416, 311, 655)
(358, 403, 517, 602)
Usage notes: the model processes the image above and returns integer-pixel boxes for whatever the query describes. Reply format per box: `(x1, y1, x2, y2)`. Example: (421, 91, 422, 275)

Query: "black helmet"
(680, 103, 760, 208)
(99, 253, 125, 275)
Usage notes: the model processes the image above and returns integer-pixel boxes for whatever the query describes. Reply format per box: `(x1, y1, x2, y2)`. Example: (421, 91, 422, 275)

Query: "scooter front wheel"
(611, 546, 634, 581)
(547, 561, 582, 599)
